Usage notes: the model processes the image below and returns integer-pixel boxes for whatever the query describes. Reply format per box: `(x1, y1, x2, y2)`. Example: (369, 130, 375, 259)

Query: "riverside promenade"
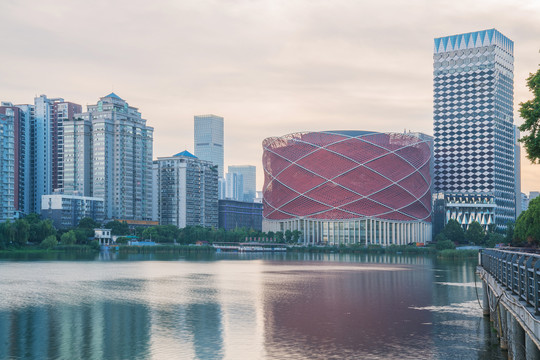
(478, 249, 540, 359)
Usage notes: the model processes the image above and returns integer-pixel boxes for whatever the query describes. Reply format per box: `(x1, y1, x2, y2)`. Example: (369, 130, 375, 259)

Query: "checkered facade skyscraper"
(433, 29, 516, 229)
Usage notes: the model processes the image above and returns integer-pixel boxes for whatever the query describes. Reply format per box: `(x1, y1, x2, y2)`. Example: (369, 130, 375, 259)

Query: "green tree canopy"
(13, 219, 30, 246)
(61, 230, 77, 245)
(41, 235, 58, 249)
(465, 221, 485, 245)
(284, 230, 292, 243)
(104, 220, 130, 236)
(78, 217, 101, 229)
(519, 67, 540, 163)
(28, 219, 56, 244)
(435, 233, 455, 251)
(0, 221, 15, 248)
(506, 221, 515, 243)
(486, 233, 505, 248)
(443, 219, 465, 244)
(514, 197, 540, 246)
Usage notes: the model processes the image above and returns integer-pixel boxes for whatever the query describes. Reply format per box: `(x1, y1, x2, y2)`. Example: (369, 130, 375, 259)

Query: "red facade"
(262, 131, 432, 222)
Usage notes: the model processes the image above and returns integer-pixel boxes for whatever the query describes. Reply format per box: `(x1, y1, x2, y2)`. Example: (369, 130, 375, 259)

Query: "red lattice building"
(262, 131, 433, 245)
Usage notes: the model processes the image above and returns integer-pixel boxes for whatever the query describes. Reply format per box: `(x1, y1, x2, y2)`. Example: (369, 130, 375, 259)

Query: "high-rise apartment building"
(433, 29, 516, 230)
(51, 101, 82, 192)
(194, 114, 224, 178)
(0, 112, 14, 221)
(14, 104, 35, 214)
(63, 118, 92, 196)
(33, 95, 54, 212)
(228, 165, 256, 202)
(156, 150, 218, 228)
(65, 93, 154, 220)
(0, 103, 31, 215)
(30, 95, 82, 212)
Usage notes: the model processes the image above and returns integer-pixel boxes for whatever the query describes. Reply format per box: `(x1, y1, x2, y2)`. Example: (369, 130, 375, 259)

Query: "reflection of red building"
(262, 131, 432, 245)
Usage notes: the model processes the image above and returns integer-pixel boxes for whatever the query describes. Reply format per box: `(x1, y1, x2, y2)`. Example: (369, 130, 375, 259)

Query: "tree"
(78, 217, 100, 229)
(435, 233, 455, 250)
(267, 231, 275, 240)
(506, 221, 515, 243)
(28, 219, 56, 244)
(73, 229, 90, 244)
(292, 230, 301, 243)
(443, 219, 465, 244)
(0, 221, 15, 247)
(61, 230, 77, 245)
(486, 233, 505, 248)
(104, 220, 130, 236)
(275, 231, 284, 243)
(116, 237, 129, 244)
(13, 219, 30, 246)
(514, 197, 540, 246)
(465, 221, 485, 245)
(519, 67, 540, 163)
(284, 230, 292, 243)
(41, 235, 58, 249)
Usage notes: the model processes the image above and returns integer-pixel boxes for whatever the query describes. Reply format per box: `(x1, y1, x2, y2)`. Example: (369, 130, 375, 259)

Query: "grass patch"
(437, 249, 479, 259)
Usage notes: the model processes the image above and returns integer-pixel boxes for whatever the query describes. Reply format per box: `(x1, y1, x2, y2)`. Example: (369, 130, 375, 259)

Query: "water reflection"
(0, 254, 504, 359)
(261, 263, 434, 359)
(0, 301, 151, 360)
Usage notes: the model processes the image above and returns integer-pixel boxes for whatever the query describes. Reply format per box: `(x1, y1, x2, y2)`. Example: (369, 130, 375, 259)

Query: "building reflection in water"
(260, 260, 434, 359)
(0, 301, 151, 360)
(0, 255, 505, 359)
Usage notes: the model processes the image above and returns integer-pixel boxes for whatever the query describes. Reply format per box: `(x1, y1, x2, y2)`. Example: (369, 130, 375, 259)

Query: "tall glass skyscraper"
(194, 114, 224, 178)
(433, 29, 516, 230)
(228, 165, 256, 202)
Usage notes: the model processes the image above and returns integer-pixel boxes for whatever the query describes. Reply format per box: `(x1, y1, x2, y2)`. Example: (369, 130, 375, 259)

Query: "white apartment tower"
(65, 93, 154, 220)
(156, 151, 218, 228)
(0, 112, 14, 221)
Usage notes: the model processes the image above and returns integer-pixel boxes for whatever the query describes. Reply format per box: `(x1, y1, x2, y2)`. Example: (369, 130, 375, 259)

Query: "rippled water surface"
(0, 253, 504, 359)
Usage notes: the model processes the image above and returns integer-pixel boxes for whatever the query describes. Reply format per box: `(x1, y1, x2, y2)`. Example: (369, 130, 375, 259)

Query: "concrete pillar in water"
(509, 316, 525, 360)
(499, 305, 508, 350)
(482, 281, 490, 316)
(526, 333, 540, 360)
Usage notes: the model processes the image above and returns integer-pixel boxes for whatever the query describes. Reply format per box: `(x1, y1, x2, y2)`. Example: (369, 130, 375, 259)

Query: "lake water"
(0, 252, 504, 359)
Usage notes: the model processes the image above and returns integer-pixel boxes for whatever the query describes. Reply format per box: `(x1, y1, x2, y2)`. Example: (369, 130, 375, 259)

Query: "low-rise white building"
(41, 194, 104, 229)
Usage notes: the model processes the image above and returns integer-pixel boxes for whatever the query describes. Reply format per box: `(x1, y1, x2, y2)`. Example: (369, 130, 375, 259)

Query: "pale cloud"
(0, 0, 539, 192)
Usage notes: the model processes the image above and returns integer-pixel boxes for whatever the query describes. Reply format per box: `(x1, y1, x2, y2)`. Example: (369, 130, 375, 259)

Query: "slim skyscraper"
(194, 114, 224, 178)
(433, 29, 516, 230)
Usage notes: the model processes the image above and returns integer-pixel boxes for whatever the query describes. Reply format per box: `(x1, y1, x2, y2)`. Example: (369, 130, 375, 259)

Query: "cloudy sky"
(1, 0, 539, 193)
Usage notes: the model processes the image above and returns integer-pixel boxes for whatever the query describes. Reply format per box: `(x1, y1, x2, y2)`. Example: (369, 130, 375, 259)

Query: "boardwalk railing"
(480, 249, 540, 315)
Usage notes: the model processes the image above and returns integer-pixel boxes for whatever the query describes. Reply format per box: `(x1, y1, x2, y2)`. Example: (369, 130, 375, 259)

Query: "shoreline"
(0, 244, 479, 259)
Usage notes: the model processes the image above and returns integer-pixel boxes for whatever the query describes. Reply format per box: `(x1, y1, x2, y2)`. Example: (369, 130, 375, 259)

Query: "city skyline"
(1, 1, 539, 192)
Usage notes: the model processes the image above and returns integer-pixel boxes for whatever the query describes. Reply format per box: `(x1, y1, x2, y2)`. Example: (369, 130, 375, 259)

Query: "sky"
(1, 0, 539, 193)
